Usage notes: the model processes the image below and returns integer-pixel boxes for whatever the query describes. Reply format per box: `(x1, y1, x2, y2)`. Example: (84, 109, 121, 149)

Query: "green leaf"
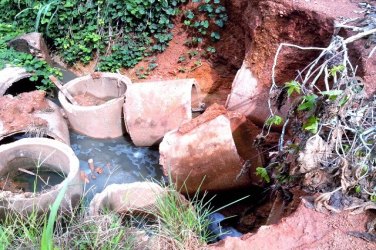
(329, 64, 345, 77)
(265, 115, 283, 126)
(255, 167, 270, 183)
(298, 94, 318, 111)
(285, 80, 301, 97)
(303, 116, 319, 134)
(321, 90, 343, 101)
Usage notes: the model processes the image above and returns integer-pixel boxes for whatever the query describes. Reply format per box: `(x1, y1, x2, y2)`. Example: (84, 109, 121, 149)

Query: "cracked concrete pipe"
(124, 79, 202, 146)
(0, 138, 82, 217)
(89, 182, 165, 216)
(0, 67, 32, 96)
(159, 104, 263, 193)
(0, 91, 70, 145)
(58, 72, 131, 138)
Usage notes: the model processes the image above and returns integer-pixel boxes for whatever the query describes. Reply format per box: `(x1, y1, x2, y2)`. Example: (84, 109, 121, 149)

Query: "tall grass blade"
(41, 181, 68, 250)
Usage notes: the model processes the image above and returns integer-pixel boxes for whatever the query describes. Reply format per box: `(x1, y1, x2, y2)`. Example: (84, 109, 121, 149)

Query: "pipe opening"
(0, 132, 54, 146)
(4, 77, 38, 96)
(1, 157, 66, 193)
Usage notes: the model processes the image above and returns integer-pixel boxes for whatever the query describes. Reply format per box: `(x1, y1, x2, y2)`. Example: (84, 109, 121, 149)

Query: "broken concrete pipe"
(0, 138, 82, 217)
(58, 72, 131, 139)
(159, 104, 263, 194)
(124, 78, 203, 147)
(0, 67, 32, 96)
(89, 182, 165, 217)
(0, 91, 70, 145)
(225, 62, 289, 128)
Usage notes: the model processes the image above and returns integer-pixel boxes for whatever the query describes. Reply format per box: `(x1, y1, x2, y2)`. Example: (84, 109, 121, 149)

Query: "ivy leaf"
(284, 80, 301, 97)
(265, 115, 283, 126)
(303, 116, 319, 134)
(298, 94, 318, 111)
(255, 167, 270, 183)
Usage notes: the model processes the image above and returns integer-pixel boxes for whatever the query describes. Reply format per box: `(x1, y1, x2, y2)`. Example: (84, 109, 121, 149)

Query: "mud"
(0, 91, 49, 133)
(74, 93, 114, 106)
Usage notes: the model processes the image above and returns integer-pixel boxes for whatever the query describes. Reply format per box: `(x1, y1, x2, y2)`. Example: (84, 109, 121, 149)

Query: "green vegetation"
(0, 23, 62, 91)
(0, 0, 187, 72)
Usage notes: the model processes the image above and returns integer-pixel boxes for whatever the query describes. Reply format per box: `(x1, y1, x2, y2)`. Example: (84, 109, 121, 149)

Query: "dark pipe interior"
(4, 78, 39, 96)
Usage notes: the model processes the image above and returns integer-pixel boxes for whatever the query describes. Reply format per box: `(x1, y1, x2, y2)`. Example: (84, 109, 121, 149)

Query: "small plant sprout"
(255, 167, 270, 183)
(284, 80, 301, 97)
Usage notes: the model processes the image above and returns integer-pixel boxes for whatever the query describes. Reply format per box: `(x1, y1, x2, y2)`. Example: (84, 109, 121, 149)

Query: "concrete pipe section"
(0, 67, 32, 96)
(159, 104, 263, 194)
(124, 78, 202, 146)
(0, 138, 82, 217)
(58, 72, 131, 139)
(0, 91, 70, 145)
(89, 182, 164, 216)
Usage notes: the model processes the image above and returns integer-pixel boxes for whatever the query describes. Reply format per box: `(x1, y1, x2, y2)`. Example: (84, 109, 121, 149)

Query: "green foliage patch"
(0, 23, 61, 91)
(0, 0, 187, 72)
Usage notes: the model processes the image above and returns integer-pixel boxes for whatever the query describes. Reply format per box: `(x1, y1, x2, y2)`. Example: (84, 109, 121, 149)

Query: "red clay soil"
(73, 93, 109, 106)
(0, 91, 49, 133)
(210, 201, 376, 250)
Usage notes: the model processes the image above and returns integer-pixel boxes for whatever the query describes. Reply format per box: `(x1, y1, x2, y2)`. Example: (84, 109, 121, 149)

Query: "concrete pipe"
(0, 138, 82, 217)
(89, 182, 165, 216)
(124, 79, 202, 146)
(0, 91, 70, 145)
(159, 104, 263, 193)
(58, 72, 131, 138)
(0, 67, 32, 96)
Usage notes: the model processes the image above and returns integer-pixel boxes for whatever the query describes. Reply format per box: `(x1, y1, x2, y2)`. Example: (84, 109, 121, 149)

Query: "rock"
(89, 182, 165, 216)
(159, 104, 262, 194)
(209, 201, 376, 250)
(0, 67, 32, 96)
(8, 32, 52, 64)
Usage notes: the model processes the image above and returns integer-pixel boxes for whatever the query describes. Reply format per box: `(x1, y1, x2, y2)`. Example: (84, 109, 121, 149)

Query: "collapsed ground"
(1, 0, 376, 249)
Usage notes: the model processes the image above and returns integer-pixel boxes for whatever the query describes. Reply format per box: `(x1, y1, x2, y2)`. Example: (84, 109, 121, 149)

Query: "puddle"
(70, 131, 164, 201)
(1, 157, 65, 193)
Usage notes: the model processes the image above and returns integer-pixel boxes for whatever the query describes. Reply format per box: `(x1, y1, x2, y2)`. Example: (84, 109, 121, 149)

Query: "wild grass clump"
(0, 178, 238, 250)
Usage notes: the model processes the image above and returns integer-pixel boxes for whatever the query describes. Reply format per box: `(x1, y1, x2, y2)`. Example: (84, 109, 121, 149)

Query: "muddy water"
(3, 157, 65, 193)
(70, 131, 163, 201)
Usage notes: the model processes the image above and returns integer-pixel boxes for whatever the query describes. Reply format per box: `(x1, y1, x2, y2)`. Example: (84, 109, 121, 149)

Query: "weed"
(0, 23, 62, 91)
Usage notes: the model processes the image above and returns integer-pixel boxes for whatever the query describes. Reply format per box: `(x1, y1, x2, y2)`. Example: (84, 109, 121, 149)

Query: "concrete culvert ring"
(0, 92, 70, 145)
(58, 72, 131, 139)
(123, 78, 203, 146)
(0, 138, 82, 218)
(0, 67, 33, 96)
(88, 182, 165, 217)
